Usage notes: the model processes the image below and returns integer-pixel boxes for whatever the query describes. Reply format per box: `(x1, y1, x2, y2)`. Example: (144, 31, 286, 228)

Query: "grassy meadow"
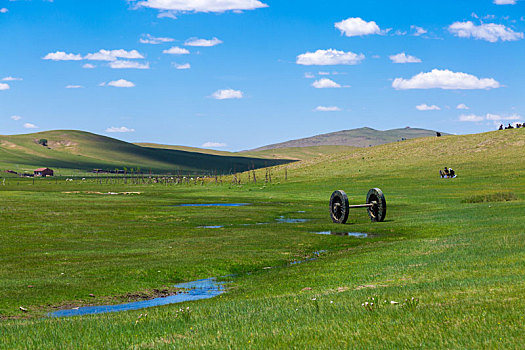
(0, 129, 524, 349)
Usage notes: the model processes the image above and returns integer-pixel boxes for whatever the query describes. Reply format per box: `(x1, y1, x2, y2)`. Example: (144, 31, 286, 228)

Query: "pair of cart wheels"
(329, 188, 386, 224)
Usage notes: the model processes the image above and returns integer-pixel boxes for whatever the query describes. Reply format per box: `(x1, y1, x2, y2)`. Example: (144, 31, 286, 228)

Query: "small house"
(34, 168, 54, 177)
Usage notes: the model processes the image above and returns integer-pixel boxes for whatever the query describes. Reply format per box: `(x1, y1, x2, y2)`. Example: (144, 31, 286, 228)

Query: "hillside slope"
(136, 143, 356, 161)
(0, 130, 292, 174)
(247, 127, 446, 151)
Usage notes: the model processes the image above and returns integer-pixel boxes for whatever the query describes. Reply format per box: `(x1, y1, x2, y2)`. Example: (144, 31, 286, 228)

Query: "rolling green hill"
(0, 130, 292, 175)
(137, 143, 356, 161)
(247, 126, 447, 151)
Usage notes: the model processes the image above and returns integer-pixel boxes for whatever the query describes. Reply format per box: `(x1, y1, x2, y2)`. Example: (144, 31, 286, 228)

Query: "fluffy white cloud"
(312, 78, 341, 89)
(411, 25, 427, 36)
(416, 104, 441, 111)
(448, 21, 523, 42)
(296, 49, 364, 66)
(389, 52, 422, 63)
(85, 49, 144, 61)
(460, 113, 521, 122)
(315, 106, 341, 112)
(185, 37, 222, 47)
(335, 17, 382, 37)
(11, 115, 22, 121)
(109, 60, 150, 69)
(23, 123, 38, 129)
(173, 63, 191, 69)
(0, 83, 10, 90)
(65, 85, 83, 89)
(392, 69, 500, 90)
(212, 89, 243, 99)
(202, 142, 227, 148)
(140, 34, 174, 44)
(0, 8, 8, 13)
(163, 46, 190, 55)
(304, 72, 315, 79)
(457, 103, 470, 110)
(82, 63, 95, 69)
(105, 79, 135, 88)
(2, 76, 22, 81)
(43, 51, 82, 61)
(134, 0, 268, 13)
(459, 114, 484, 122)
(494, 0, 517, 4)
(105, 126, 135, 133)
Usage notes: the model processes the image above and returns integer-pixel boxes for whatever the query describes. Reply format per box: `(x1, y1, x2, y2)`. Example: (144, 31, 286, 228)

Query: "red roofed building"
(34, 168, 54, 177)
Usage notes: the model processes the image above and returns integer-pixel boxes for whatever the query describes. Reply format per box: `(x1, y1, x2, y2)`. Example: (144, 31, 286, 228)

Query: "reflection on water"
(315, 231, 368, 238)
(49, 278, 226, 318)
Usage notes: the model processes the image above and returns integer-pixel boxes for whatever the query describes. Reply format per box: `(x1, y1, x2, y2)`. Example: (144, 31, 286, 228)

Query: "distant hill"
(138, 143, 356, 161)
(0, 130, 292, 175)
(246, 127, 447, 151)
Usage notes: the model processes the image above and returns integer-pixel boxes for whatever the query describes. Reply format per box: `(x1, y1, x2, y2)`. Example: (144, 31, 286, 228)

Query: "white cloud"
(134, 0, 268, 13)
(202, 142, 227, 148)
(23, 123, 38, 129)
(318, 71, 330, 75)
(157, 11, 178, 19)
(65, 85, 84, 89)
(106, 79, 135, 88)
(105, 126, 135, 133)
(11, 115, 22, 121)
(457, 103, 470, 110)
(411, 25, 427, 36)
(163, 46, 190, 55)
(173, 63, 191, 69)
(392, 69, 500, 90)
(212, 89, 243, 99)
(389, 52, 422, 63)
(2, 76, 22, 81)
(416, 104, 440, 111)
(82, 63, 96, 69)
(296, 49, 364, 66)
(43, 51, 82, 61)
(185, 37, 222, 47)
(312, 78, 341, 89)
(0, 83, 10, 90)
(109, 60, 150, 69)
(335, 17, 382, 37)
(460, 113, 521, 122)
(0, 8, 8, 13)
(140, 34, 174, 44)
(494, 0, 517, 4)
(448, 21, 523, 42)
(315, 106, 341, 112)
(85, 49, 144, 61)
(459, 114, 484, 122)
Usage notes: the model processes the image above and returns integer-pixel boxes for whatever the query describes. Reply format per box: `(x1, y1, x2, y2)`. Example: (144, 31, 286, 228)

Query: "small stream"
(49, 278, 226, 318)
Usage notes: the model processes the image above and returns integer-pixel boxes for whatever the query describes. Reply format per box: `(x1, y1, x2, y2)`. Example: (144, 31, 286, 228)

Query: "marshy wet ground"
(314, 231, 369, 238)
(175, 203, 250, 207)
(49, 278, 226, 318)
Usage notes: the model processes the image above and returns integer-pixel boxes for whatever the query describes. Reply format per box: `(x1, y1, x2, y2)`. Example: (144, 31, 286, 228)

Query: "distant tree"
(38, 139, 48, 147)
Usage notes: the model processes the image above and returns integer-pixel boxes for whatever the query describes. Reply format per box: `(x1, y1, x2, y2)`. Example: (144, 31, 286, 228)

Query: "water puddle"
(199, 226, 224, 229)
(49, 278, 226, 318)
(276, 216, 310, 223)
(175, 203, 250, 207)
(315, 231, 369, 238)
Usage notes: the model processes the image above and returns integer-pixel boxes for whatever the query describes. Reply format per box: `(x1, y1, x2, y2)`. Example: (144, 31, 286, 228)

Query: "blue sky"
(1, 0, 524, 150)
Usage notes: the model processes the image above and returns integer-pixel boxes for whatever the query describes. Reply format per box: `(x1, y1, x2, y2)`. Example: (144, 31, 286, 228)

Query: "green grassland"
(0, 129, 524, 349)
(0, 130, 290, 175)
(137, 142, 356, 160)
